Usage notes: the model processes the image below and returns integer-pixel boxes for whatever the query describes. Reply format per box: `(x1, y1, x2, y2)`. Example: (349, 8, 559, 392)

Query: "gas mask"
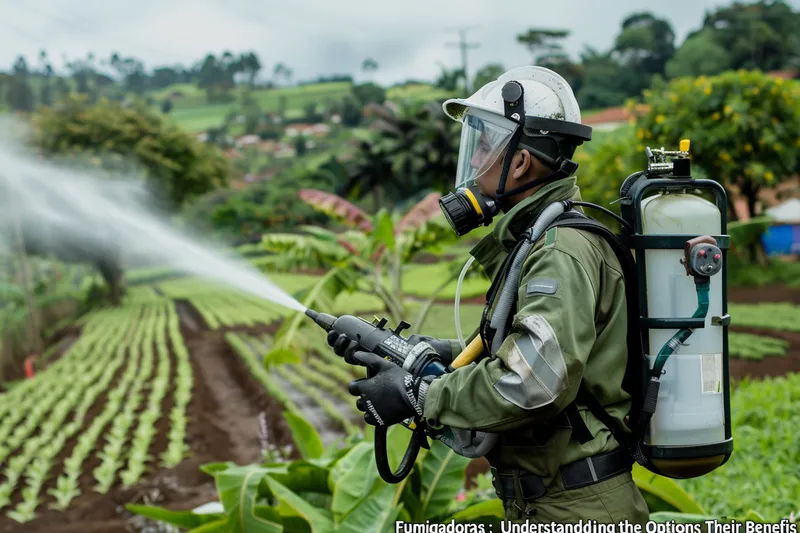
(439, 80, 592, 238)
(438, 108, 517, 237)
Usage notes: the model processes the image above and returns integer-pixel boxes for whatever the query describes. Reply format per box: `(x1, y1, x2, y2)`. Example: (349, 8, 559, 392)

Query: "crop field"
(0, 301, 191, 524)
(151, 80, 451, 132)
(0, 266, 798, 530)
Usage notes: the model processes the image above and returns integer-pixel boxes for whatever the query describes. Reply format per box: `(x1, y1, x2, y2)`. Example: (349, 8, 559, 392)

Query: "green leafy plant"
(729, 332, 789, 360)
(631, 70, 800, 221)
(262, 190, 461, 356)
(127, 412, 504, 533)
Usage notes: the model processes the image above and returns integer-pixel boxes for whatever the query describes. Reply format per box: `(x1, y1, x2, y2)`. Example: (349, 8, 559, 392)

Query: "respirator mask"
(438, 108, 518, 237)
(439, 80, 592, 237)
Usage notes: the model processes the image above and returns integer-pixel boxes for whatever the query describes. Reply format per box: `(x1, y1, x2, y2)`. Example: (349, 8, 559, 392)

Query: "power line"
(445, 26, 480, 93)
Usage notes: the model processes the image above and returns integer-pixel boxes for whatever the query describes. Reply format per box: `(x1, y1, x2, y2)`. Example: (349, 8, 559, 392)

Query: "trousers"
(500, 470, 650, 525)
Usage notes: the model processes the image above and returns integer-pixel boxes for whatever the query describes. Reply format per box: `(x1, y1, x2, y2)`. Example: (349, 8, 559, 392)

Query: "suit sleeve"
(422, 245, 598, 432)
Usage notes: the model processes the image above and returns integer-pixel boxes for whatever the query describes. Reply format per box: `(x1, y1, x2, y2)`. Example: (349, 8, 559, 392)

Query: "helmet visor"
(454, 109, 516, 189)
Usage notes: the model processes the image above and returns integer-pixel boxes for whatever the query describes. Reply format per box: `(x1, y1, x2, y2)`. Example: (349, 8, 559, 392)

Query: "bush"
(31, 93, 232, 209)
(180, 158, 348, 245)
(630, 70, 800, 220)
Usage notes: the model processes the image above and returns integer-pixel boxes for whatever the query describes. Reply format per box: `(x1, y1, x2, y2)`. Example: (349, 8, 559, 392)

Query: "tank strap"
(543, 213, 655, 465)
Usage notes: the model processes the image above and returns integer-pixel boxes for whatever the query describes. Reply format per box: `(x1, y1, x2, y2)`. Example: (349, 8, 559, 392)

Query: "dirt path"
(270, 371, 345, 448)
(239, 335, 346, 449)
(187, 333, 266, 464)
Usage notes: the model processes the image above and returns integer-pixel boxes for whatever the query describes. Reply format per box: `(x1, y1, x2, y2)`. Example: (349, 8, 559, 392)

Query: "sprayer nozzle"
(305, 309, 337, 331)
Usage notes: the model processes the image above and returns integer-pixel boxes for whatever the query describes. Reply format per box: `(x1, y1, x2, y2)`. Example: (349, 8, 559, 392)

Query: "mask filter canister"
(439, 184, 498, 237)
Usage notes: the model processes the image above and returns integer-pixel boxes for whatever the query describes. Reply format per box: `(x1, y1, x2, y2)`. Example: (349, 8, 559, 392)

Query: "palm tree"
(361, 57, 379, 80)
(343, 99, 460, 208)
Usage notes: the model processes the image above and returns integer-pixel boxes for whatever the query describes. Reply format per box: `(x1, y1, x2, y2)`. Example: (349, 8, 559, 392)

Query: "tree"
(351, 82, 385, 106)
(665, 29, 732, 78)
(345, 100, 460, 209)
(631, 69, 800, 221)
(699, 0, 800, 72)
(151, 67, 181, 89)
(434, 63, 466, 92)
(537, 56, 585, 95)
(108, 52, 149, 94)
(472, 63, 505, 90)
(613, 12, 676, 78)
(575, 47, 629, 109)
(240, 89, 263, 134)
(38, 50, 54, 107)
(361, 57, 379, 77)
(340, 95, 362, 127)
(516, 28, 570, 65)
(273, 63, 293, 86)
(64, 52, 114, 104)
(197, 53, 229, 103)
(239, 51, 262, 86)
(180, 158, 346, 244)
(5, 56, 35, 112)
(572, 127, 643, 223)
(25, 94, 233, 304)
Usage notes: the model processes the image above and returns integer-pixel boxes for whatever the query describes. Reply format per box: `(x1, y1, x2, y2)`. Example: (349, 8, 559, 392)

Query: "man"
(329, 66, 650, 524)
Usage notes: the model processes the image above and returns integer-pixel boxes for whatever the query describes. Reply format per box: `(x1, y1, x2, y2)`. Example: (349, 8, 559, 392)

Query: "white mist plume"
(0, 119, 306, 313)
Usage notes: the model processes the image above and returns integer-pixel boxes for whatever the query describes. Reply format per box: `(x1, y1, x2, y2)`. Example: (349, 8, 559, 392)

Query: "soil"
(2, 282, 798, 532)
(0, 300, 295, 533)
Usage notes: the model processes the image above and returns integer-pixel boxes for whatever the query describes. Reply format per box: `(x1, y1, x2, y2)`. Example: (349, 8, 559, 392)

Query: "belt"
(491, 446, 633, 502)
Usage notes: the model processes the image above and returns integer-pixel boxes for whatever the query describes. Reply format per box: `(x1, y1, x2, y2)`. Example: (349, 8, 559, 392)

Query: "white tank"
(641, 192, 725, 447)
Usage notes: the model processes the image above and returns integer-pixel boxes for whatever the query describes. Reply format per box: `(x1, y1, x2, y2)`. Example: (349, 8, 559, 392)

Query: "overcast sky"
(2, 0, 799, 87)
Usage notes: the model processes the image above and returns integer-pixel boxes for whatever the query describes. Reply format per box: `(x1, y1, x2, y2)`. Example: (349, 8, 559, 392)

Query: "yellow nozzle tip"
(680, 139, 691, 152)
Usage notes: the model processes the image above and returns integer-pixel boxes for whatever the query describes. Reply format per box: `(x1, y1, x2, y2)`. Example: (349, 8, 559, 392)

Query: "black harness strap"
(478, 206, 650, 454)
(544, 214, 649, 453)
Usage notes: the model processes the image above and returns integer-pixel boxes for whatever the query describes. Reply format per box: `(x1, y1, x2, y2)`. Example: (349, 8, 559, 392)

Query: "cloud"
(1, 0, 791, 85)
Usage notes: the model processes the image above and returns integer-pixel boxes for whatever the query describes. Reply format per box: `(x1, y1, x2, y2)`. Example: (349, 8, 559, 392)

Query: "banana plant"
(127, 410, 505, 533)
(261, 189, 458, 360)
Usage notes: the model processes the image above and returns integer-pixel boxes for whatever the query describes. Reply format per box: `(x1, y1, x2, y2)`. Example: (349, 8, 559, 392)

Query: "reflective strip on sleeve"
(493, 314, 568, 410)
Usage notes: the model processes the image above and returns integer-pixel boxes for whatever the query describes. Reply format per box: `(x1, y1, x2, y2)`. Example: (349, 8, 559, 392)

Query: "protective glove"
(407, 334, 454, 366)
(327, 331, 360, 364)
(346, 350, 435, 427)
(326, 331, 453, 366)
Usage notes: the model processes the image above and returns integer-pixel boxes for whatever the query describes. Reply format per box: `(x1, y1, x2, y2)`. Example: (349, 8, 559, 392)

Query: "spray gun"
(305, 308, 491, 483)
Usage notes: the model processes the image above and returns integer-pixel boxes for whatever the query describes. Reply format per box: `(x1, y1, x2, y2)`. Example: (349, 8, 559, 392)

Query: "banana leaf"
(297, 189, 373, 231)
(415, 441, 471, 521)
(633, 464, 705, 514)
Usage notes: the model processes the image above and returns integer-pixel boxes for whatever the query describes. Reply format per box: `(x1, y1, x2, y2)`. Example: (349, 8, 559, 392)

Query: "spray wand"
(304, 308, 486, 483)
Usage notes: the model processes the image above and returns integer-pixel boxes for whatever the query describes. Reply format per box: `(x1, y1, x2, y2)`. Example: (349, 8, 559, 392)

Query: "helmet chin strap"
(492, 128, 574, 212)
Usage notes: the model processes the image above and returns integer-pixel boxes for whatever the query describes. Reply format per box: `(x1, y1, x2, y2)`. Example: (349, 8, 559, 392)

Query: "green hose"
(652, 283, 710, 376)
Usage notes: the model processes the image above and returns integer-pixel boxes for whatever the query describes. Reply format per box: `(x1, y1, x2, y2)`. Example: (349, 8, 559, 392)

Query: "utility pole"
(446, 26, 481, 93)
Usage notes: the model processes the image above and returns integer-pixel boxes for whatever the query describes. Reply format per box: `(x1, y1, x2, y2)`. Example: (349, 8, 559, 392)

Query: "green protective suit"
(422, 177, 650, 524)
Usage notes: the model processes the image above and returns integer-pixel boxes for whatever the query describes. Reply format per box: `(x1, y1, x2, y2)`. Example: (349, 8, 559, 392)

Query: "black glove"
(346, 351, 435, 427)
(327, 330, 360, 364)
(407, 334, 454, 366)
(327, 330, 454, 366)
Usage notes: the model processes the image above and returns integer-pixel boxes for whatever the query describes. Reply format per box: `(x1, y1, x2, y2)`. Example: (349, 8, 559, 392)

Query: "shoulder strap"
(543, 213, 651, 453)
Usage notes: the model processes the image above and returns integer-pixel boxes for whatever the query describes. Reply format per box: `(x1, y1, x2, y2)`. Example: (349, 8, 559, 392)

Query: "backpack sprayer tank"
(621, 140, 733, 479)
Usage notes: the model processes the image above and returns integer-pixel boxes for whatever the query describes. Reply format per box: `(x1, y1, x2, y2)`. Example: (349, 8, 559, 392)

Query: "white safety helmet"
(442, 66, 591, 192)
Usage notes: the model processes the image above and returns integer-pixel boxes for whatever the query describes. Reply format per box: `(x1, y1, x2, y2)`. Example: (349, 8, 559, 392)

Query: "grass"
(729, 303, 800, 332)
(153, 82, 354, 132)
(402, 262, 489, 300)
(729, 332, 789, 360)
(676, 372, 800, 520)
(148, 80, 452, 132)
(386, 84, 456, 103)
